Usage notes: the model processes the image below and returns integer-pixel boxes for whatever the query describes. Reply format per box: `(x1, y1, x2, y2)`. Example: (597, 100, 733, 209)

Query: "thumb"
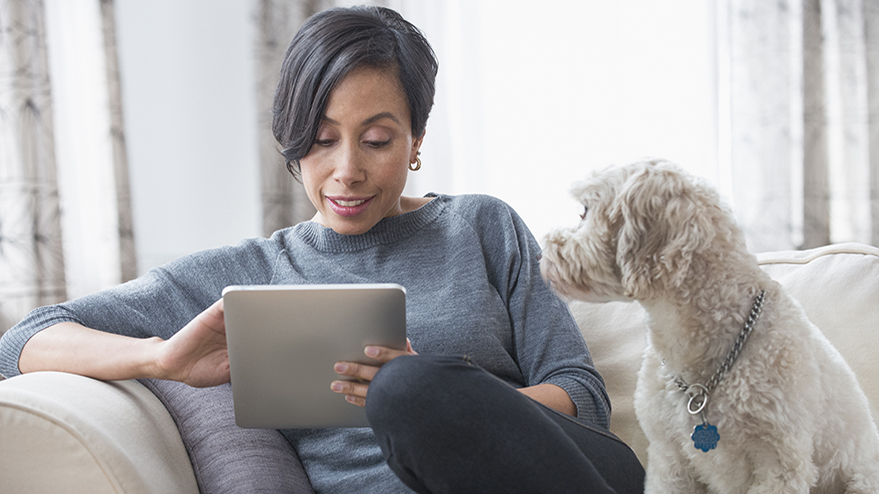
(200, 298, 226, 332)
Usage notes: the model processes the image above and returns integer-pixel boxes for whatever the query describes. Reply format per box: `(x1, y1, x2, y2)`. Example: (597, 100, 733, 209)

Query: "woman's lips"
(327, 196, 373, 217)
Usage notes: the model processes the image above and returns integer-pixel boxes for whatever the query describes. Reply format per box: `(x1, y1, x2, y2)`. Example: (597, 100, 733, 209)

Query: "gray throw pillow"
(140, 379, 314, 494)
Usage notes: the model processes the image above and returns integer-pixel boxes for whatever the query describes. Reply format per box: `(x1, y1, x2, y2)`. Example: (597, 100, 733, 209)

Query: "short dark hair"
(272, 6, 438, 179)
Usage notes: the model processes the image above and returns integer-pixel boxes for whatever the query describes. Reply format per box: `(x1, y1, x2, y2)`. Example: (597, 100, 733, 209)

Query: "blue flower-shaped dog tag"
(691, 423, 719, 452)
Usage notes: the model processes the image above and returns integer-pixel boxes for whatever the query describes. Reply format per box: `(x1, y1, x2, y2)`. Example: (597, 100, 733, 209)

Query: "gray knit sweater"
(0, 193, 609, 492)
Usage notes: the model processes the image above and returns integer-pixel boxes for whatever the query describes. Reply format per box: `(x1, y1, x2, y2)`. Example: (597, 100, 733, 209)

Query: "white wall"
(115, 0, 261, 274)
(400, 0, 718, 241)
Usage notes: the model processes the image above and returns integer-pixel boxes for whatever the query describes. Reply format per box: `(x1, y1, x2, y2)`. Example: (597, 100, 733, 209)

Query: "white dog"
(540, 159, 879, 493)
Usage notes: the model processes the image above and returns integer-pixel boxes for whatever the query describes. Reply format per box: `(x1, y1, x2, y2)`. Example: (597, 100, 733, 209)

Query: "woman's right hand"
(154, 298, 230, 387)
(19, 299, 228, 385)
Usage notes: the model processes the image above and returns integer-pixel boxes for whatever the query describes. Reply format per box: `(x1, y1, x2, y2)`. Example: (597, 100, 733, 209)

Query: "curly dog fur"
(540, 159, 879, 493)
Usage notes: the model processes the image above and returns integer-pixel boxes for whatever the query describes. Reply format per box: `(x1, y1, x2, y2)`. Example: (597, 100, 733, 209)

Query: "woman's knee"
(366, 354, 475, 426)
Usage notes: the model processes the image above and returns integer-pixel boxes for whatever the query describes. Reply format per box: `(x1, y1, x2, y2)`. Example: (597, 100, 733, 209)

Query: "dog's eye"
(579, 206, 589, 220)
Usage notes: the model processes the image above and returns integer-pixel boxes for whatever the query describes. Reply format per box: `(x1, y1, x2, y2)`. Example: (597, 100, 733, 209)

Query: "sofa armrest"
(0, 371, 198, 494)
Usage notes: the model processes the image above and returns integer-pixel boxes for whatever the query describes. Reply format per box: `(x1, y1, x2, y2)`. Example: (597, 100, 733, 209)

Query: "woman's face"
(300, 66, 423, 236)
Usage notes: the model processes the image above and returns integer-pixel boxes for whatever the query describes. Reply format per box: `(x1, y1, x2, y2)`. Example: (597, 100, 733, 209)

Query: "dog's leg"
(744, 434, 817, 494)
(831, 400, 879, 493)
(636, 353, 707, 493)
(643, 441, 706, 494)
(842, 468, 879, 494)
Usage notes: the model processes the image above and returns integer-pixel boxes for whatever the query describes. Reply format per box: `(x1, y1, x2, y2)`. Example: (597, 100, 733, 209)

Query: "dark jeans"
(366, 355, 645, 493)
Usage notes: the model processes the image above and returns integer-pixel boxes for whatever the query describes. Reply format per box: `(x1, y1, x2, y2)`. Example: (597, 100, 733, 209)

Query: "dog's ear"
(612, 164, 716, 299)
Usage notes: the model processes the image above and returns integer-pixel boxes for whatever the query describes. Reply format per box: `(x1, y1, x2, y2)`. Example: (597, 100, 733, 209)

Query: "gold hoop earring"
(409, 156, 422, 172)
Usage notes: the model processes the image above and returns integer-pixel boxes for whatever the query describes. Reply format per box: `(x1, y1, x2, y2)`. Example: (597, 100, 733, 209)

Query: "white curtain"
(46, 0, 137, 297)
(0, 0, 136, 334)
(254, 0, 317, 236)
(722, 0, 879, 251)
(0, 0, 66, 332)
(98, 0, 137, 281)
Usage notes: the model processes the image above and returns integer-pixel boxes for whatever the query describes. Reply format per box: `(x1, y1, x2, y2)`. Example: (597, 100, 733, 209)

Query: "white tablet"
(222, 284, 407, 428)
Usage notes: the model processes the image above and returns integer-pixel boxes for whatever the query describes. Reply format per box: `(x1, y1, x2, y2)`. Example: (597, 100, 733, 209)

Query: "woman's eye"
(315, 139, 335, 147)
(365, 139, 391, 148)
(580, 206, 589, 220)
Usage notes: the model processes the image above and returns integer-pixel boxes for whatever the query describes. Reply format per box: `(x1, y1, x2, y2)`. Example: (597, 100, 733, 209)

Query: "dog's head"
(541, 159, 743, 302)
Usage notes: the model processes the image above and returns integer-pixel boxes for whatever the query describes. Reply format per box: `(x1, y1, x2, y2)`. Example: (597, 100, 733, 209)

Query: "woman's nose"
(332, 146, 366, 185)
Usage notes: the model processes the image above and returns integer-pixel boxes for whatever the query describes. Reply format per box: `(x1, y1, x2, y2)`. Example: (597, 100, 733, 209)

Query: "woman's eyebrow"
(322, 112, 401, 126)
(361, 112, 400, 126)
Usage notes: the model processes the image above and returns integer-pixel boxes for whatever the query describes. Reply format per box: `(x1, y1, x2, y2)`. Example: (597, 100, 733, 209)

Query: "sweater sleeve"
(0, 237, 279, 378)
(478, 197, 611, 427)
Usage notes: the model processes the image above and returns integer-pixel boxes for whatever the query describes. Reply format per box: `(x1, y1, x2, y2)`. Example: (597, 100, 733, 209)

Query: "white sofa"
(1, 242, 877, 493)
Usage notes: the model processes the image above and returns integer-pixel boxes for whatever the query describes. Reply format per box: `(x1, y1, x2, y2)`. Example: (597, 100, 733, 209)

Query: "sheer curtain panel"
(254, 0, 316, 236)
(0, 0, 66, 334)
(0, 0, 137, 335)
(722, 0, 879, 251)
(43, 0, 137, 302)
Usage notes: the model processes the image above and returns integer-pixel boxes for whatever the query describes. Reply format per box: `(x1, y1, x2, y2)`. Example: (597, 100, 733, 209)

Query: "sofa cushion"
(756, 243, 879, 415)
(140, 379, 314, 494)
(572, 242, 879, 465)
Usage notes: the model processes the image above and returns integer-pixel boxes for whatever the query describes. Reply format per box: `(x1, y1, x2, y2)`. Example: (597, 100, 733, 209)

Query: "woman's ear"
(410, 131, 425, 163)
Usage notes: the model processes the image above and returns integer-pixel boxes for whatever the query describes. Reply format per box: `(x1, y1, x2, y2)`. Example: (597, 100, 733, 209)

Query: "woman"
(0, 6, 644, 493)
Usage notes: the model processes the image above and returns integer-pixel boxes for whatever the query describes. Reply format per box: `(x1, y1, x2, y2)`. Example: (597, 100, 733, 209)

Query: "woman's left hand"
(331, 339, 417, 407)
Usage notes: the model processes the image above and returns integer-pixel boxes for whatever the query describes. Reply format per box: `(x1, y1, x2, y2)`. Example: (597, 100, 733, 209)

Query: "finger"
(334, 361, 380, 382)
(363, 343, 416, 363)
(330, 379, 367, 396)
(183, 299, 226, 340)
(330, 380, 368, 408)
(345, 394, 366, 407)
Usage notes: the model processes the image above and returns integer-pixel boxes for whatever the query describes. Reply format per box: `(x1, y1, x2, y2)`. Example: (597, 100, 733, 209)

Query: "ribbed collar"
(291, 193, 445, 252)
